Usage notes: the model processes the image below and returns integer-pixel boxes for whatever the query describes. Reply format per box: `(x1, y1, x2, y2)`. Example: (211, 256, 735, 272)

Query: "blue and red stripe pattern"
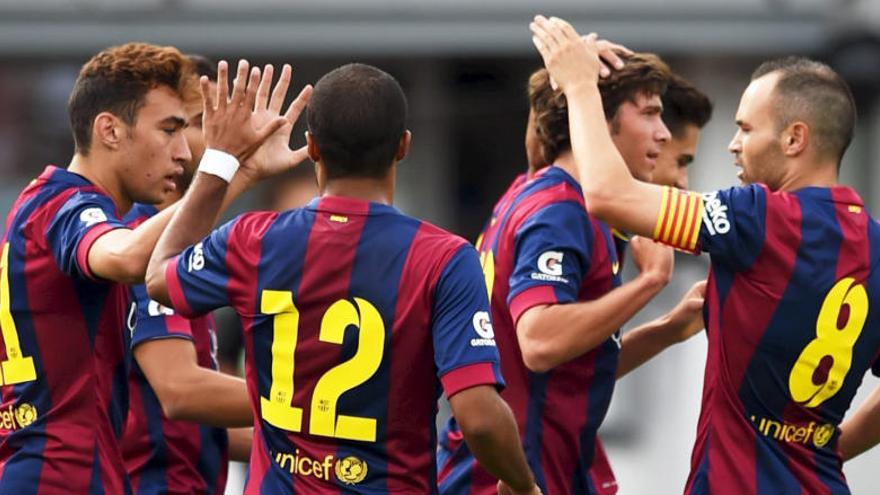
(121, 203, 228, 495)
(439, 165, 622, 495)
(162, 195, 503, 494)
(0, 165, 132, 495)
(672, 184, 880, 494)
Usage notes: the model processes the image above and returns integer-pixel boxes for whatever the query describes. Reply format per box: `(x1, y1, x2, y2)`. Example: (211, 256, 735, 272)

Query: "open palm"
(241, 64, 313, 182)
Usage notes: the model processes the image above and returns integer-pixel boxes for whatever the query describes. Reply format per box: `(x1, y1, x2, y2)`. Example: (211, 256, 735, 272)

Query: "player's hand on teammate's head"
(629, 235, 674, 287)
(497, 480, 543, 495)
(594, 37, 631, 78)
(529, 15, 602, 92)
(238, 63, 313, 183)
(665, 279, 707, 343)
(200, 59, 288, 163)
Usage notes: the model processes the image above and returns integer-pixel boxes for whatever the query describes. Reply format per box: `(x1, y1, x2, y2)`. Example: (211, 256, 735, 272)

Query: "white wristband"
(198, 149, 240, 183)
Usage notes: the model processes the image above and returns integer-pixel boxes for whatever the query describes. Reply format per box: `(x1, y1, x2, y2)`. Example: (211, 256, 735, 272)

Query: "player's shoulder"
(123, 203, 159, 227)
(407, 217, 471, 257)
(508, 168, 586, 224)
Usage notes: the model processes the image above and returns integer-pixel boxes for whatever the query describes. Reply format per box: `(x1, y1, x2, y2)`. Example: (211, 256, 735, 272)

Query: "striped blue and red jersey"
(162, 195, 504, 494)
(0, 165, 132, 495)
(652, 184, 880, 494)
(121, 203, 228, 495)
(439, 165, 622, 495)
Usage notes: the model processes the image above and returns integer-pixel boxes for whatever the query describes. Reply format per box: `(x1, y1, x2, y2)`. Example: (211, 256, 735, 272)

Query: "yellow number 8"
(789, 277, 868, 408)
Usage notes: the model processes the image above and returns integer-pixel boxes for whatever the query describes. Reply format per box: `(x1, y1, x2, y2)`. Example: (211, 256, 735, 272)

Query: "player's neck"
(552, 152, 580, 183)
(68, 152, 132, 214)
(321, 176, 394, 205)
(777, 162, 839, 192)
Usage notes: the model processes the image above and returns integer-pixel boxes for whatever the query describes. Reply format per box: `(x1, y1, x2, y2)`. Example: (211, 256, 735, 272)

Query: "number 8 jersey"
(163, 195, 504, 494)
(656, 183, 880, 495)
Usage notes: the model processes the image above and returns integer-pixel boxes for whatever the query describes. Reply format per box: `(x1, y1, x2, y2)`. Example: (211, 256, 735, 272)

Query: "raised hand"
(529, 15, 601, 92)
(239, 64, 313, 183)
(200, 59, 288, 162)
(595, 38, 632, 78)
(629, 235, 674, 286)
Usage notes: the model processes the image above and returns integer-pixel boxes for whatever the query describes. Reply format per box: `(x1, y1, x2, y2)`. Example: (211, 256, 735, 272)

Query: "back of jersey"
(681, 184, 880, 494)
(165, 196, 502, 494)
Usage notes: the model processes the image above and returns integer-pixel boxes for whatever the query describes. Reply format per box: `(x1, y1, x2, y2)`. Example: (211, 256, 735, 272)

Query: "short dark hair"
(662, 73, 713, 138)
(751, 56, 856, 164)
(528, 51, 671, 164)
(188, 54, 218, 81)
(68, 42, 194, 155)
(307, 63, 407, 179)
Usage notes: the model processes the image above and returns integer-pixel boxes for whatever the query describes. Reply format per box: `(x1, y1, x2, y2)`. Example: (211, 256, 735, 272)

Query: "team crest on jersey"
(335, 456, 368, 485)
(470, 311, 496, 347)
(79, 207, 108, 227)
(14, 403, 37, 428)
(531, 251, 568, 283)
(701, 192, 730, 236)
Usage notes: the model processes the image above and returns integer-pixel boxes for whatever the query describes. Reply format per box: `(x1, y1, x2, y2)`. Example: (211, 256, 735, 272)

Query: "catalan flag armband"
(652, 186, 704, 253)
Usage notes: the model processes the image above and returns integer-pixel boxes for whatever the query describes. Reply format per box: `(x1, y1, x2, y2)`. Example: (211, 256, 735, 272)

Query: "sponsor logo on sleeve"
(701, 192, 730, 236)
(147, 300, 175, 317)
(470, 311, 496, 347)
(531, 250, 569, 283)
(79, 207, 108, 227)
(188, 242, 205, 272)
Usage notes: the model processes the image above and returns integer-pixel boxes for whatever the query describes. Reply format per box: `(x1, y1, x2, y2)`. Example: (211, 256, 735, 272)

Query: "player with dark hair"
(437, 48, 684, 495)
(0, 43, 286, 494)
(531, 15, 878, 494)
(653, 74, 713, 190)
(121, 55, 282, 495)
(145, 62, 541, 494)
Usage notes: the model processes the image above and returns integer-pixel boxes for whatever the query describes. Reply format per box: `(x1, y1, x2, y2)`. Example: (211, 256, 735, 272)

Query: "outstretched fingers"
(269, 64, 293, 115)
(254, 64, 274, 111)
(284, 84, 313, 124)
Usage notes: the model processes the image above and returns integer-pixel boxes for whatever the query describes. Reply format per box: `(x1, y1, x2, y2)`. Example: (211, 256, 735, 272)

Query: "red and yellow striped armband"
(652, 186, 704, 253)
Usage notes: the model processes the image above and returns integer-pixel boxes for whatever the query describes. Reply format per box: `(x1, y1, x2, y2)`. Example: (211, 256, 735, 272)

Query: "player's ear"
(395, 130, 412, 162)
(782, 121, 809, 157)
(305, 131, 321, 163)
(93, 112, 125, 151)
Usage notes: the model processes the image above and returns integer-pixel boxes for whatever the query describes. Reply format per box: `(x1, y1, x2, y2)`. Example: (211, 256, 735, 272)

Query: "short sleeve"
(45, 191, 127, 280)
(651, 184, 767, 271)
(507, 201, 592, 323)
(129, 283, 195, 348)
(696, 185, 767, 271)
(165, 218, 238, 318)
(433, 245, 505, 398)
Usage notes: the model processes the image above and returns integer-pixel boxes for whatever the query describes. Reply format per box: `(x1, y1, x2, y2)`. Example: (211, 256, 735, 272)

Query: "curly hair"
(528, 51, 671, 164)
(68, 42, 195, 155)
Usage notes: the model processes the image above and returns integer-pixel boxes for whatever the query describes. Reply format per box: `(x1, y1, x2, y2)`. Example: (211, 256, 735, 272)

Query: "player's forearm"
(146, 172, 231, 305)
(228, 427, 253, 462)
(839, 385, 880, 461)
(160, 367, 252, 428)
(449, 387, 537, 493)
(88, 203, 179, 284)
(517, 273, 667, 373)
(565, 85, 633, 202)
(616, 315, 681, 379)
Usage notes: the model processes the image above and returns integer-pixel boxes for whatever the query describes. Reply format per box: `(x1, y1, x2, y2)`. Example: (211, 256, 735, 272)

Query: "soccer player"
(0, 44, 285, 494)
(652, 74, 713, 190)
(531, 15, 880, 494)
(438, 50, 681, 495)
(121, 55, 266, 494)
(144, 62, 541, 494)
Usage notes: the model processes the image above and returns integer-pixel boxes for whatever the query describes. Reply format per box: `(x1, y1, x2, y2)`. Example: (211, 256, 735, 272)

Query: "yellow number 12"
(0, 242, 37, 385)
(260, 290, 385, 442)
